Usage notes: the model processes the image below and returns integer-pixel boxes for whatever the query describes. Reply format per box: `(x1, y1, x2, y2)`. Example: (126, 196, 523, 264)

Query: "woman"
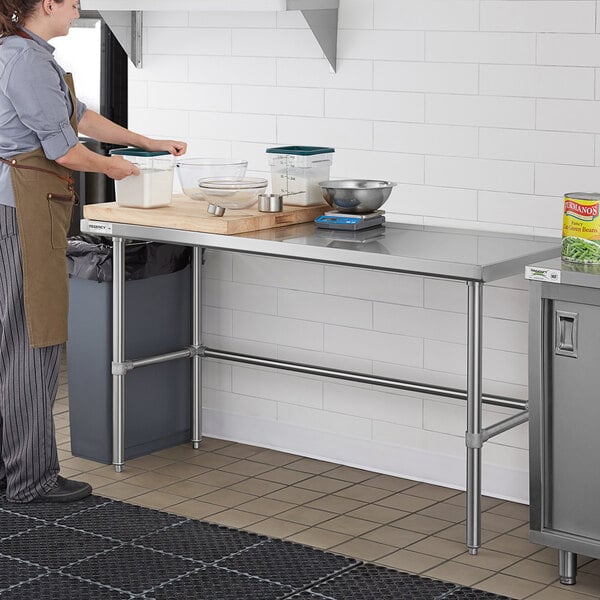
(0, 0, 187, 503)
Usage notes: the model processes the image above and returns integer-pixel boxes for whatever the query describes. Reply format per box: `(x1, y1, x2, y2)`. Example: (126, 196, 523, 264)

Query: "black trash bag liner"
(67, 234, 191, 283)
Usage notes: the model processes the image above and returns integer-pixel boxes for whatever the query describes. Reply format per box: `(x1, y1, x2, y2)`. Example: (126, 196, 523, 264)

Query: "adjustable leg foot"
(559, 550, 577, 585)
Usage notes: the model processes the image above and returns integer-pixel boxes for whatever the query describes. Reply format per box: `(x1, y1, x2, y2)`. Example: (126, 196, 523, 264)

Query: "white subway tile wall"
(129, 1, 596, 500)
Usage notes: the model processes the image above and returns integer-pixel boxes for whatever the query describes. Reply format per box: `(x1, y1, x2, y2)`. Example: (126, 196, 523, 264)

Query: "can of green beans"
(562, 192, 600, 264)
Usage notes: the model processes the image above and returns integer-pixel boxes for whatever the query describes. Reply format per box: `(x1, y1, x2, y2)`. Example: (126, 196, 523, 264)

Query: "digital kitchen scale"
(315, 210, 385, 231)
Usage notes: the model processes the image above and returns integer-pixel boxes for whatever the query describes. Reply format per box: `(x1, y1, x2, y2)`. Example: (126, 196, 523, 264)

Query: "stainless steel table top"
(526, 256, 600, 289)
(82, 219, 561, 283)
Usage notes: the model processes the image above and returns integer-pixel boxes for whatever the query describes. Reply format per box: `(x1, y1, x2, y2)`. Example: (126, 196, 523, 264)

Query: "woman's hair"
(0, 1, 63, 36)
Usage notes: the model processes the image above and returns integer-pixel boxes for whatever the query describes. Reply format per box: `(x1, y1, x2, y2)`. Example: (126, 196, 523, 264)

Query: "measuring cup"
(257, 191, 303, 213)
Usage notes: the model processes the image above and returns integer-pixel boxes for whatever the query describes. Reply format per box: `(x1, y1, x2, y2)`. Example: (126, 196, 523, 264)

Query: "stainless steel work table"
(80, 217, 561, 553)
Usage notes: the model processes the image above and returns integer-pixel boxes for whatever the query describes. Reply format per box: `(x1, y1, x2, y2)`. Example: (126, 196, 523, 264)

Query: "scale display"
(315, 210, 385, 231)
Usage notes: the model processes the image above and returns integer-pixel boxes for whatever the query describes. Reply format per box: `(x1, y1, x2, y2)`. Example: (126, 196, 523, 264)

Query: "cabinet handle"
(555, 310, 578, 358)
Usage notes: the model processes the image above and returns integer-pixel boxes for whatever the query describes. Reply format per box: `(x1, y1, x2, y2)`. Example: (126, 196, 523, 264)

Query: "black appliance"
(53, 13, 128, 235)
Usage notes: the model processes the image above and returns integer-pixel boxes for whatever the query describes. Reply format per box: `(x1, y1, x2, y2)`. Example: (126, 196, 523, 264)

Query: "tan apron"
(0, 33, 78, 348)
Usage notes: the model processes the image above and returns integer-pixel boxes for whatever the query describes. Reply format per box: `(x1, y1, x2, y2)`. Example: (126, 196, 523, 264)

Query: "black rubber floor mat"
(0, 511, 41, 540)
(445, 589, 514, 599)
(151, 565, 293, 600)
(0, 494, 108, 522)
(0, 556, 45, 591)
(306, 564, 457, 599)
(137, 519, 267, 563)
(0, 524, 119, 569)
(0, 573, 132, 599)
(0, 495, 516, 599)
(63, 543, 197, 595)
(218, 538, 358, 588)
(60, 499, 186, 542)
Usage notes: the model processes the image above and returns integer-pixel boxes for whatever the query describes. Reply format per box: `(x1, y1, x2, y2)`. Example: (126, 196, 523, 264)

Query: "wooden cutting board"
(83, 195, 328, 235)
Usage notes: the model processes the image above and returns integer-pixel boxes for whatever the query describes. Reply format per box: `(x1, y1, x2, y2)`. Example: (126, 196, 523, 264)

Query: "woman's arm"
(54, 142, 139, 180)
(78, 109, 187, 156)
(55, 109, 188, 179)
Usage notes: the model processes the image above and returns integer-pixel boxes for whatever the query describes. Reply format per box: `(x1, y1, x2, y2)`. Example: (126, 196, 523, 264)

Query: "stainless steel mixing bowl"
(318, 179, 397, 214)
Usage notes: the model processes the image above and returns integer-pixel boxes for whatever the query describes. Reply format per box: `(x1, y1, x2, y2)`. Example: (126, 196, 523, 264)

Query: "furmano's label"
(564, 199, 599, 221)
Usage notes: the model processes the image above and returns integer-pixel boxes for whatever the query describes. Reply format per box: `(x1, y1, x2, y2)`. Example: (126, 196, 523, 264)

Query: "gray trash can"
(66, 237, 192, 464)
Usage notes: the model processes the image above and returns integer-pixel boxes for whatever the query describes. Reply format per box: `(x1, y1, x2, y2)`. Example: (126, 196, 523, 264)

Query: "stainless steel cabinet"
(528, 268, 600, 585)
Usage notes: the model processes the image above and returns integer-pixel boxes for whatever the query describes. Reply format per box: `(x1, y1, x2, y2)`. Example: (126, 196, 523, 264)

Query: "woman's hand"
(106, 156, 141, 180)
(143, 138, 187, 156)
(78, 110, 188, 157)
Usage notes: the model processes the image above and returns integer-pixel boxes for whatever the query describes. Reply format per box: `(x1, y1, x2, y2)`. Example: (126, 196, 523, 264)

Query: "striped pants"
(0, 204, 60, 502)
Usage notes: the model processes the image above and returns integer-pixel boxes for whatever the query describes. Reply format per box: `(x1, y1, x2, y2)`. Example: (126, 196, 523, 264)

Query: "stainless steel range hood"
(80, 0, 338, 71)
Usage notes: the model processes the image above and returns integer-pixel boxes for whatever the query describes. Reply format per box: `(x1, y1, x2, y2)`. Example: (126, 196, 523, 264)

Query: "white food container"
(267, 146, 334, 206)
(110, 148, 174, 209)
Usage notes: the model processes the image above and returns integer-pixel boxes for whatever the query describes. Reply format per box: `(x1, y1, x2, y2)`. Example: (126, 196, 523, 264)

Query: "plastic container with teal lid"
(109, 147, 175, 209)
(266, 145, 334, 206)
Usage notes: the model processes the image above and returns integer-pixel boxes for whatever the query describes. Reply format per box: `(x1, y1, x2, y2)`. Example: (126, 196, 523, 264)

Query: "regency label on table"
(525, 265, 561, 283)
(85, 221, 113, 235)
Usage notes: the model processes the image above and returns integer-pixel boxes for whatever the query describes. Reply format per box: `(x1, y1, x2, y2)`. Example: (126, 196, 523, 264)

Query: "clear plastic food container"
(110, 148, 175, 209)
(266, 146, 334, 206)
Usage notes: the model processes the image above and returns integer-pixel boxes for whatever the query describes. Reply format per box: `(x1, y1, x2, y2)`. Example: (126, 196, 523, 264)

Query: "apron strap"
(0, 157, 77, 203)
(0, 157, 75, 186)
(13, 29, 33, 40)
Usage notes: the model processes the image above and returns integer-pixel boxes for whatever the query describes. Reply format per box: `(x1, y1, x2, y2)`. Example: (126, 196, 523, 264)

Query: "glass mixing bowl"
(198, 177, 268, 215)
(176, 159, 248, 201)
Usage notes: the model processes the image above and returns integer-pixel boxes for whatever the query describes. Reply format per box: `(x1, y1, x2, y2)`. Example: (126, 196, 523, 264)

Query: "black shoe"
(31, 476, 92, 503)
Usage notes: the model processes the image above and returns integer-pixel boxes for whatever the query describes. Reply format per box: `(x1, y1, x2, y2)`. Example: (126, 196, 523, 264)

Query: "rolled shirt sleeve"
(2, 47, 80, 160)
(76, 96, 87, 123)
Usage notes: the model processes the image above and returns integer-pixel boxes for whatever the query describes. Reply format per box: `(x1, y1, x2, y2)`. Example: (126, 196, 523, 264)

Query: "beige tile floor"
(53, 362, 600, 600)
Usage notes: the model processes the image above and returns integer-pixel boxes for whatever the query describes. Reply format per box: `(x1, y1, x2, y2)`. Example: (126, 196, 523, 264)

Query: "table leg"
(191, 247, 203, 449)
(466, 280, 483, 554)
(112, 237, 125, 473)
(559, 550, 577, 585)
